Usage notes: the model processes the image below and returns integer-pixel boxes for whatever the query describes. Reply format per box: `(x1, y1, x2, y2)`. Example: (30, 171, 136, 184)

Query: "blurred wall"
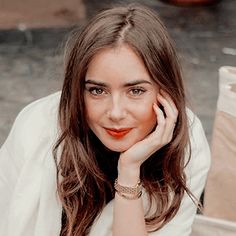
(0, 0, 86, 29)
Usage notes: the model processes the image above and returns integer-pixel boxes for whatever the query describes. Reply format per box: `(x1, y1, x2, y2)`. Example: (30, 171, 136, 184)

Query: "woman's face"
(84, 44, 159, 152)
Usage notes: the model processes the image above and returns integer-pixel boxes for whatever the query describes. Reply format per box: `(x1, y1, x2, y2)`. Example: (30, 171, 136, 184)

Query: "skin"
(84, 44, 178, 235)
(85, 45, 159, 153)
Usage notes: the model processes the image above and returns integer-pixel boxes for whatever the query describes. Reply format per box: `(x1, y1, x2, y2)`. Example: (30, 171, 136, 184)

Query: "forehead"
(85, 44, 153, 84)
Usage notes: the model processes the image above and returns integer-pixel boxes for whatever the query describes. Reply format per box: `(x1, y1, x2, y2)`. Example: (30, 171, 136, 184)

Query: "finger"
(157, 93, 178, 125)
(160, 89, 178, 115)
(137, 103, 167, 157)
(157, 94, 178, 143)
(148, 103, 166, 145)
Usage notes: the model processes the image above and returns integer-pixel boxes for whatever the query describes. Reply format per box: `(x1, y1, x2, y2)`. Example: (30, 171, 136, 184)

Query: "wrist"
(114, 178, 142, 200)
(117, 160, 141, 186)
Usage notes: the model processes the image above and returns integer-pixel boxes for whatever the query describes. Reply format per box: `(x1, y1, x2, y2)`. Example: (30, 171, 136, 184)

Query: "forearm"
(112, 163, 148, 236)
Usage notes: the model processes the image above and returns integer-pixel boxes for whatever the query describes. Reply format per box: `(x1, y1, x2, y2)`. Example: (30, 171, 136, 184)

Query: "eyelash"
(87, 87, 106, 96)
(128, 87, 146, 96)
(86, 86, 147, 97)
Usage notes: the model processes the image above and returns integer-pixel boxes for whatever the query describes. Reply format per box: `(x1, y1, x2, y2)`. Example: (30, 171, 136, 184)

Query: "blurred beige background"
(0, 0, 86, 29)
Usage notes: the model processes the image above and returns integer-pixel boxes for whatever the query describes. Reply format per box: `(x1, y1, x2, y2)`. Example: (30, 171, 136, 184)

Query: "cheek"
(135, 101, 156, 127)
(140, 95, 156, 114)
(84, 97, 106, 127)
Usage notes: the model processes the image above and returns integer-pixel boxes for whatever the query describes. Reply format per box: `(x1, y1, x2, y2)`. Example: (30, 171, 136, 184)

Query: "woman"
(0, 4, 210, 236)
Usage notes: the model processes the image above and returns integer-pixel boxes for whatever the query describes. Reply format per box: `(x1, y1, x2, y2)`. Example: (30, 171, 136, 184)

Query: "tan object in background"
(204, 66, 236, 222)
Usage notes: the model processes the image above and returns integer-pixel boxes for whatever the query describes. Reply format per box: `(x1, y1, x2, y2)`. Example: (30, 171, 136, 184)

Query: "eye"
(129, 87, 146, 96)
(87, 87, 106, 96)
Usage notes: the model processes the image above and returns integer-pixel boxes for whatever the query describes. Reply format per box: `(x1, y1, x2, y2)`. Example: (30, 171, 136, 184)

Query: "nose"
(107, 95, 127, 122)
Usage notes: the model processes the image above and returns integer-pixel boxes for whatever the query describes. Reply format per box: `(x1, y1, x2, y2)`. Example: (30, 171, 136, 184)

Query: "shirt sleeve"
(149, 113, 211, 236)
(0, 108, 29, 232)
(0, 93, 60, 235)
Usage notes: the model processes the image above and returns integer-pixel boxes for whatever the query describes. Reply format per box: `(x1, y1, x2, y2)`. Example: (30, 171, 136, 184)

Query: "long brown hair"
(54, 4, 193, 235)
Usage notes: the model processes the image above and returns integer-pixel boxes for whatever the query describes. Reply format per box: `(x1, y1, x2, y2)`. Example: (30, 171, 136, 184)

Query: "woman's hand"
(117, 90, 178, 184)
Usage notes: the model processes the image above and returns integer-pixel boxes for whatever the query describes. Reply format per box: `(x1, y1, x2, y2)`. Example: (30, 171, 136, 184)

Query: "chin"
(105, 143, 132, 153)
(110, 147, 128, 153)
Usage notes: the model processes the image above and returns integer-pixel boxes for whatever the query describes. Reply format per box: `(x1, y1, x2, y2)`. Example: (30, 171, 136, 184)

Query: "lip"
(105, 128, 132, 139)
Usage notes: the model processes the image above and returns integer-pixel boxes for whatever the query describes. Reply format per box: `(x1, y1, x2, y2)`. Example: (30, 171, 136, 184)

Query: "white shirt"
(0, 92, 211, 236)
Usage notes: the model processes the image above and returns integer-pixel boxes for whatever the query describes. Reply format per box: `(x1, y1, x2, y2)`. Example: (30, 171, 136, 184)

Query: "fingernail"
(153, 103, 158, 109)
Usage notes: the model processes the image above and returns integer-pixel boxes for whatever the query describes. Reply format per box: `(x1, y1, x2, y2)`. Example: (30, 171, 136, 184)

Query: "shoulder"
(186, 108, 208, 148)
(186, 107, 202, 133)
(185, 108, 211, 176)
(4, 92, 61, 158)
(15, 91, 61, 125)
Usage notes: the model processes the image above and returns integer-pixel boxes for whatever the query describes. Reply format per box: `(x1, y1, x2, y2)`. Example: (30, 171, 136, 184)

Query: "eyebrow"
(85, 79, 152, 87)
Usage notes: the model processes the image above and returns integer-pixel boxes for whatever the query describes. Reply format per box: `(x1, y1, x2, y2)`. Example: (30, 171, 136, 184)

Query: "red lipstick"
(105, 128, 132, 139)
